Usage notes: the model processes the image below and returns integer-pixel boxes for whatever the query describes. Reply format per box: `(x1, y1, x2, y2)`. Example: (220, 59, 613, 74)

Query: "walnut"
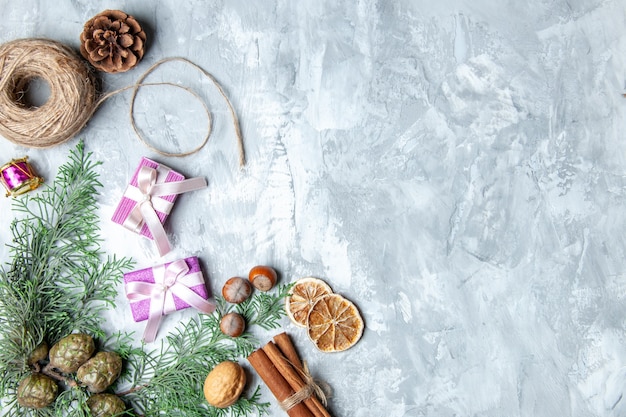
(203, 361, 246, 408)
(80, 9, 146, 73)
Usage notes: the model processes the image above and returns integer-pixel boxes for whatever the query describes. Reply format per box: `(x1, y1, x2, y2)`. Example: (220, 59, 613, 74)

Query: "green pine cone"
(16, 373, 58, 409)
(48, 333, 95, 373)
(77, 351, 122, 393)
(86, 393, 126, 417)
(28, 342, 49, 365)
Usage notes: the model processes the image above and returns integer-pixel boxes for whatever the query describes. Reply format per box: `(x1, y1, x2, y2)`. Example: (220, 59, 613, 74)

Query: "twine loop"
(0, 38, 97, 149)
(0, 38, 245, 165)
(279, 360, 332, 411)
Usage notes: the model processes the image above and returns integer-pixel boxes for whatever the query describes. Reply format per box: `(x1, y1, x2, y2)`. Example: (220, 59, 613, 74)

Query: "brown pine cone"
(87, 393, 126, 417)
(27, 342, 49, 365)
(80, 9, 146, 73)
(48, 333, 95, 373)
(76, 351, 122, 393)
(17, 374, 58, 409)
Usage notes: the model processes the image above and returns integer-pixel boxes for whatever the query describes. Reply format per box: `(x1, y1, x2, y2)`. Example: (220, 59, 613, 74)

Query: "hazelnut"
(222, 277, 252, 304)
(203, 361, 246, 408)
(220, 312, 245, 338)
(248, 265, 277, 292)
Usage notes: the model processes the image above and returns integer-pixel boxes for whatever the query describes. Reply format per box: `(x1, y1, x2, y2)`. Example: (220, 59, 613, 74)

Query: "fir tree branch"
(0, 141, 133, 416)
(235, 283, 294, 330)
(117, 287, 289, 417)
(0, 141, 292, 417)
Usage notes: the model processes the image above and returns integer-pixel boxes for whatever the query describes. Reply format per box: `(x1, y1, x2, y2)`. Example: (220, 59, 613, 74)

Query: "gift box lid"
(124, 256, 210, 323)
(111, 157, 185, 241)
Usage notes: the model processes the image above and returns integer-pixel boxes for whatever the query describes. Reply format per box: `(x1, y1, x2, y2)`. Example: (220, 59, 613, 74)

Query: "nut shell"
(222, 277, 252, 304)
(203, 361, 246, 408)
(248, 265, 277, 292)
(220, 312, 245, 337)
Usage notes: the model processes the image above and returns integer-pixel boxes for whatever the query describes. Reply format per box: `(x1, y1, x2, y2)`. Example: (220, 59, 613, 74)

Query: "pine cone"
(28, 342, 49, 365)
(86, 393, 126, 417)
(76, 351, 122, 393)
(17, 374, 58, 409)
(80, 9, 146, 73)
(48, 333, 95, 373)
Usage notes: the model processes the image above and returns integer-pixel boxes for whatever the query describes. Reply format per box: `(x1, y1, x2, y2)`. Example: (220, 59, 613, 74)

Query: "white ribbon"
(122, 165, 206, 256)
(125, 259, 216, 342)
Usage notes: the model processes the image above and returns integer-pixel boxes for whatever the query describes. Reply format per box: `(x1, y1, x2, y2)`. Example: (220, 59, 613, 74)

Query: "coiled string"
(0, 38, 245, 165)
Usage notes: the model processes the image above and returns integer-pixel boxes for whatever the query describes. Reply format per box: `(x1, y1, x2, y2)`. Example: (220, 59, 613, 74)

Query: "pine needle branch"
(0, 141, 133, 416)
(0, 141, 292, 417)
(118, 288, 288, 417)
(236, 283, 293, 330)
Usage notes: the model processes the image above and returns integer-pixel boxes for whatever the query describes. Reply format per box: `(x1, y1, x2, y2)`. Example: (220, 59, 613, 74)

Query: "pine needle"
(116, 288, 289, 417)
(0, 141, 291, 417)
(0, 141, 133, 415)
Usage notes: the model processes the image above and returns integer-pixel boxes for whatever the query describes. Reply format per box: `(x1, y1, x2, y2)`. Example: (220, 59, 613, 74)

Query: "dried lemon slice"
(285, 277, 333, 327)
(307, 294, 364, 352)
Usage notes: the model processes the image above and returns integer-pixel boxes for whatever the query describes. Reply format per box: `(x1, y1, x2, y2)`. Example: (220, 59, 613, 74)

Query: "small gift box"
(124, 257, 216, 342)
(111, 157, 207, 256)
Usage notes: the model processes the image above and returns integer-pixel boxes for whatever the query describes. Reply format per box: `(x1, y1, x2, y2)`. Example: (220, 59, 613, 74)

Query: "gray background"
(1, 1, 626, 416)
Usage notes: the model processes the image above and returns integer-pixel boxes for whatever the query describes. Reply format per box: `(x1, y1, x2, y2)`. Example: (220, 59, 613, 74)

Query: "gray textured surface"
(2, 1, 626, 416)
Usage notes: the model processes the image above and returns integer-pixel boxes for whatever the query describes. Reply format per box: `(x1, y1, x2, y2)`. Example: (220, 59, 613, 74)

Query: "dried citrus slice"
(307, 294, 364, 352)
(285, 277, 333, 327)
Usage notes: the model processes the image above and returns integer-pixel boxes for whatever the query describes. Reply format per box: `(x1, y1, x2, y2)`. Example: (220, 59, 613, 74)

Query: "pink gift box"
(124, 257, 209, 322)
(111, 157, 184, 240)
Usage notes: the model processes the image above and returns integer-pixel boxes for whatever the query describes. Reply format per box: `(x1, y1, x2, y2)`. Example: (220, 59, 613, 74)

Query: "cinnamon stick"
(273, 332, 304, 371)
(263, 341, 332, 417)
(247, 348, 314, 417)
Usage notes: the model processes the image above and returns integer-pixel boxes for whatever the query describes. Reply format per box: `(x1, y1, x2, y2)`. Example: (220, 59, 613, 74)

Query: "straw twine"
(0, 38, 97, 149)
(0, 38, 245, 165)
(279, 360, 331, 412)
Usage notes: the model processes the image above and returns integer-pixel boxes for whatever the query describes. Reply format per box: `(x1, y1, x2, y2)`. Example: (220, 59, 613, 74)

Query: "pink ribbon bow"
(125, 259, 216, 342)
(122, 165, 207, 256)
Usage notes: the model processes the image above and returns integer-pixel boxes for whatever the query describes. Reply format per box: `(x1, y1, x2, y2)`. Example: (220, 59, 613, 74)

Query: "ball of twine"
(0, 38, 245, 165)
(0, 38, 97, 148)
